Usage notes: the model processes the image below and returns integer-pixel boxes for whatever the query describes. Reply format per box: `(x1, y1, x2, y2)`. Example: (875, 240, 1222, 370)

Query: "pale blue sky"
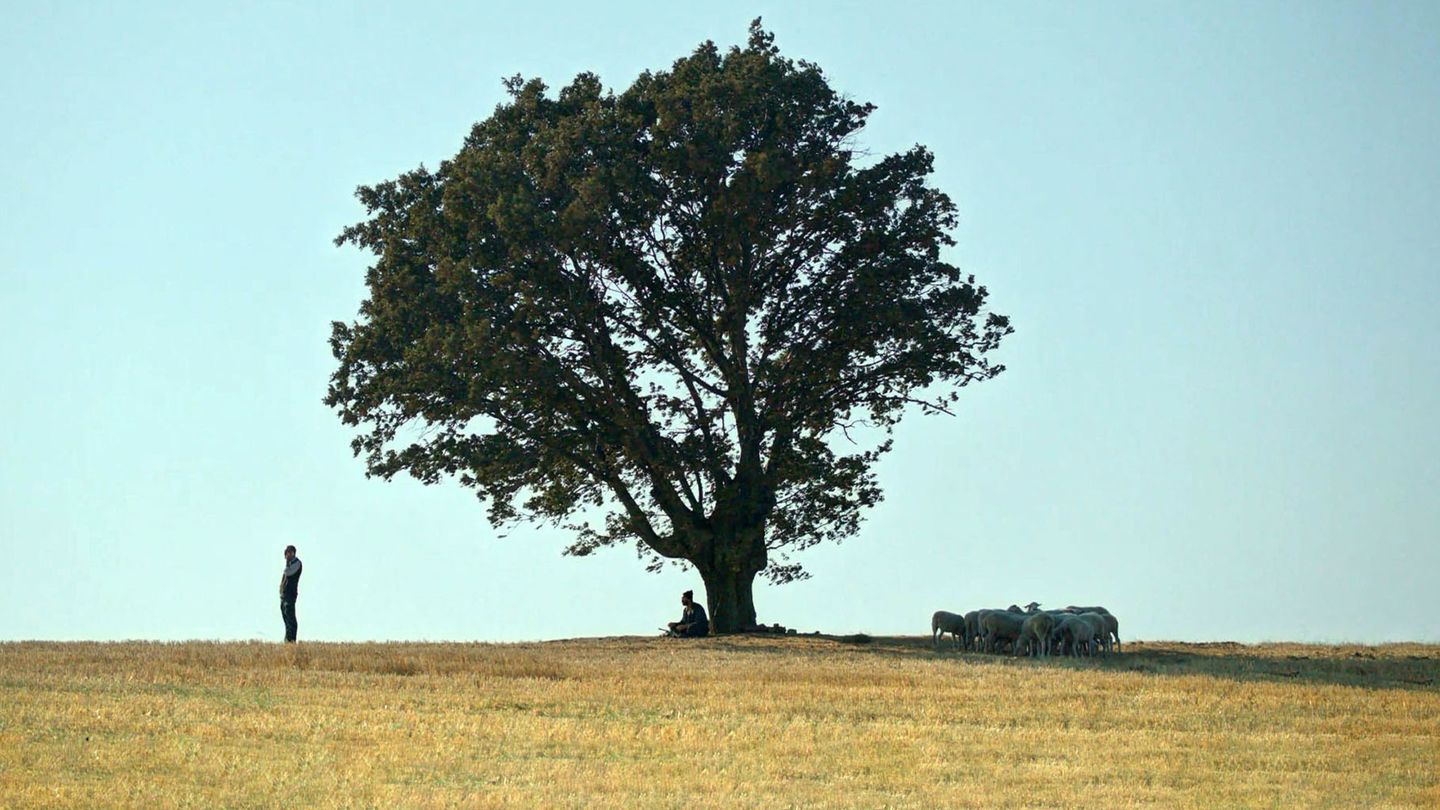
(3, 2, 1436, 643)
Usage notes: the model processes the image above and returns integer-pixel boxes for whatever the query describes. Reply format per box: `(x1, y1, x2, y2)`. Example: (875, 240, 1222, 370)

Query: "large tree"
(326, 23, 1012, 632)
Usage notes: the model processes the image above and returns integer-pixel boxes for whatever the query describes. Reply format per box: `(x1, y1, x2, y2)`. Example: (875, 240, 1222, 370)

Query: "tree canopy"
(327, 22, 1012, 632)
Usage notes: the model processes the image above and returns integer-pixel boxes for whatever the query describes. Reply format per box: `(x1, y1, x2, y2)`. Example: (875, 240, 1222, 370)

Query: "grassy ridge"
(2, 637, 1436, 808)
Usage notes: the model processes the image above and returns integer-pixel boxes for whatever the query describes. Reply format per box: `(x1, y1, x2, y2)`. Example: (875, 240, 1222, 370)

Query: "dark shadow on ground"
(688, 633, 1440, 693)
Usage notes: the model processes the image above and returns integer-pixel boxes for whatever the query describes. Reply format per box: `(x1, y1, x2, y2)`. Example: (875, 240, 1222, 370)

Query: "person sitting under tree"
(666, 590, 710, 637)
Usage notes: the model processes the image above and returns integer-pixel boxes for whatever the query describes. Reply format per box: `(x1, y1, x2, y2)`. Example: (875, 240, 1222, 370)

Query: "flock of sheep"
(931, 603, 1121, 657)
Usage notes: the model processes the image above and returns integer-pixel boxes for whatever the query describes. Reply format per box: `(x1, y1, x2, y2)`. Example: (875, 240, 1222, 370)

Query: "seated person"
(666, 590, 709, 637)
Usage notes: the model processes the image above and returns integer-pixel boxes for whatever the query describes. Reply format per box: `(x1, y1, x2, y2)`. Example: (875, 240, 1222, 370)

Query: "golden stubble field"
(1, 636, 1436, 809)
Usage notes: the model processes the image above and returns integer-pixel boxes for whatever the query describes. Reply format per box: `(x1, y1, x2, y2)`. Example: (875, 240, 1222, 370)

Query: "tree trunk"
(697, 564, 760, 634)
(682, 500, 769, 633)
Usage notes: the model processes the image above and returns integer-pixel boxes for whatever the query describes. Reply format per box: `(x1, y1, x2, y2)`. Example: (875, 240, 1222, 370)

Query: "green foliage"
(327, 21, 1011, 599)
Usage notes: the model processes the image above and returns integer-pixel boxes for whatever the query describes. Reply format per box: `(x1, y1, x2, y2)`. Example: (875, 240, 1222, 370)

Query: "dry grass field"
(2, 636, 1436, 808)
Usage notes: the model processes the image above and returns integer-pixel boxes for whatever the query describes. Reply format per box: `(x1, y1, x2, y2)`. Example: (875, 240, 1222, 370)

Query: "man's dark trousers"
(281, 600, 298, 642)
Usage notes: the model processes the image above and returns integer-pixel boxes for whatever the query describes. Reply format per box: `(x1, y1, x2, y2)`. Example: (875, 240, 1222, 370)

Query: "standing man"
(666, 590, 709, 637)
(279, 545, 303, 643)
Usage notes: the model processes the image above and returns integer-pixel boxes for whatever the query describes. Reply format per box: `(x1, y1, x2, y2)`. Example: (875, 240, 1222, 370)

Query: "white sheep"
(1018, 612, 1056, 657)
(1099, 612, 1121, 653)
(1072, 612, 1113, 655)
(962, 610, 982, 651)
(1062, 606, 1120, 654)
(1074, 612, 1109, 655)
(979, 609, 1027, 654)
(1052, 614, 1097, 657)
(931, 610, 967, 649)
